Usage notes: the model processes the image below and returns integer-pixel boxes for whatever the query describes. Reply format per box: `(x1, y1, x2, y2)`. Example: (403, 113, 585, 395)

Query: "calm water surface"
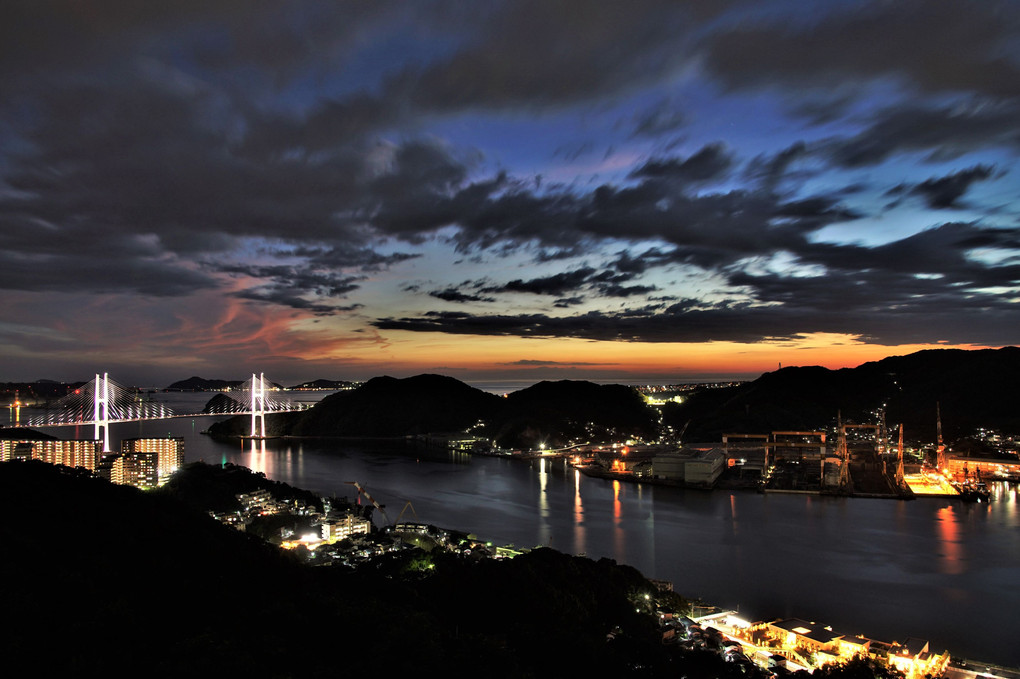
(34, 392, 1020, 666)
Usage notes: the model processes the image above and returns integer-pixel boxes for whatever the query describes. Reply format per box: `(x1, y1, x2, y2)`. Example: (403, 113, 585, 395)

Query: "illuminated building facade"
(236, 489, 275, 514)
(887, 639, 949, 679)
(0, 439, 101, 471)
(766, 618, 842, 657)
(108, 452, 159, 488)
(120, 437, 184, 485)
(763, 619, 949, 677)
(947, 456, 1020, 481)
(321, 513, 371, 542)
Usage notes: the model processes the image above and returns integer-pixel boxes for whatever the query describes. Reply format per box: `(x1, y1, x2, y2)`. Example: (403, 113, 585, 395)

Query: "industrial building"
(651, 448, 726, 486)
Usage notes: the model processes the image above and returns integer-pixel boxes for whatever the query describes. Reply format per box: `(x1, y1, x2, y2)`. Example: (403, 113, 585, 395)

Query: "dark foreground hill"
(0, 460, 755, 678)
(668, 347, 1020, 442)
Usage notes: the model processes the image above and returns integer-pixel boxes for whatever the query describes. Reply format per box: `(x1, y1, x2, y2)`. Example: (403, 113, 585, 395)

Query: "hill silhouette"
(669, 347, 1020, 441)
(207, 375, 659, 447)
(207, 373, 504, 438)
(486, 380, 658, 448)
(165, 375, 246, 390)
(204, 347, 1017, 445)
(286, 378, 358, 390)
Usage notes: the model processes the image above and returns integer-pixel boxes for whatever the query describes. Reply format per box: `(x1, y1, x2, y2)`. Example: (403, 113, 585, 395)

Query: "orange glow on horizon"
(341, 330, 998, 381)
(18, 278, 1003, 385)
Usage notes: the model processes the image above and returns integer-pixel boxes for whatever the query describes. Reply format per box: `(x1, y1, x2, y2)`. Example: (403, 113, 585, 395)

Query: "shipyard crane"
(837, 417, 852, 492)
(345, 481, 389, 525)
(896, 423, 906, 490)
(936, 402, 947, 472)
(395, 500, 418, 525)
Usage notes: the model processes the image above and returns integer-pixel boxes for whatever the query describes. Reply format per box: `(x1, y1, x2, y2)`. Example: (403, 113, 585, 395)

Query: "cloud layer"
(0, 0, 1017, 381)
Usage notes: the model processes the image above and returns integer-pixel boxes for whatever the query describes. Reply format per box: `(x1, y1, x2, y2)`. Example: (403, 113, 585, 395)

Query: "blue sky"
(0, 1, 1017, 386)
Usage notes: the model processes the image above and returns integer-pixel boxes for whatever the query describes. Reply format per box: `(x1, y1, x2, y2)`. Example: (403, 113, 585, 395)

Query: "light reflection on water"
(34, 402, 1020, 667)
(936, 505, 963, 576)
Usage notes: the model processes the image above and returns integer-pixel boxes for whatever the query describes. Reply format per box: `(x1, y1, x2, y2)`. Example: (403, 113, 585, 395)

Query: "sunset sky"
(1, 1, 1018, 387)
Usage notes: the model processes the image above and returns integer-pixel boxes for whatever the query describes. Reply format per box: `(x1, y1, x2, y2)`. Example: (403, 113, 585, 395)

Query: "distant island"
(163, 376, 357, 391)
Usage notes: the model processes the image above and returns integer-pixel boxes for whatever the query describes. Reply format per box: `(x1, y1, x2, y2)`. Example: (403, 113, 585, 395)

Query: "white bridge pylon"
(26, 372, 176, 438)
(251, 372, 267, 439)
(94, 372, 111, 453)
(26, 372, 299, 435)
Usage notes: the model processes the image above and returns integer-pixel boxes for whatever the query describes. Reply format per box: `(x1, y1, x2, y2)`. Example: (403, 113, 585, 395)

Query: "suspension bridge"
(25, 372, 302, 451)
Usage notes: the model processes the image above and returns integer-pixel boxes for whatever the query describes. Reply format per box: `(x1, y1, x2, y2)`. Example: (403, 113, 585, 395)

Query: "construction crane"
(344, 481, 389, 525)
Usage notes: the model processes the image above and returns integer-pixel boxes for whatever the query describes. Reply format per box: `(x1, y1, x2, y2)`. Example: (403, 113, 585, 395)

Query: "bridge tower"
(93, 373, 111, 453)
(251, 372, 267, 439)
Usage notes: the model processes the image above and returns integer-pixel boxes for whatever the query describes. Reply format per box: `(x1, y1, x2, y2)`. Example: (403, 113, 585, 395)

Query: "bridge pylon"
(251, 372, 267, 439)
(94, 373, 111, 453)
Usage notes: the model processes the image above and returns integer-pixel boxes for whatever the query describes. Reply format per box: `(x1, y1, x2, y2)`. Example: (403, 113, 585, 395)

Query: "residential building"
(107, 452, 159, 488)
(120, 437, 184, 484)
(0, 439, 101, 471)
(321, 513, 371, 542)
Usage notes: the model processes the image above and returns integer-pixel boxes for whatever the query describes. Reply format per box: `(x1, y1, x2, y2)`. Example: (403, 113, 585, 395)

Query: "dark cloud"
(629, 143, 734, 183)
(0, 66, 433, 301)
(482, 268, 597, 296)
(703, 0, 1020, 100)
(823, 101, 1020, 168)
(630, 100, 688, 138)
(374, 292, 1017, 346)
(426, 162, 864, 270)
(236, 287, 363, 316)
(296, 247, 421, 271)
(597, 284, 658, 298)
(534, 245, 592, 262)
(0, 246, 216, 296)
(908, 165, 998, 209)
(218, 263, 364, 314)
(475, 267, 657, 300)
(0, 1, 407, 92)
(429, 288, 496, 304)
(743, 142, 810, 192)
(376, 221, 1020, 346)
(393, 1, 734, 113)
